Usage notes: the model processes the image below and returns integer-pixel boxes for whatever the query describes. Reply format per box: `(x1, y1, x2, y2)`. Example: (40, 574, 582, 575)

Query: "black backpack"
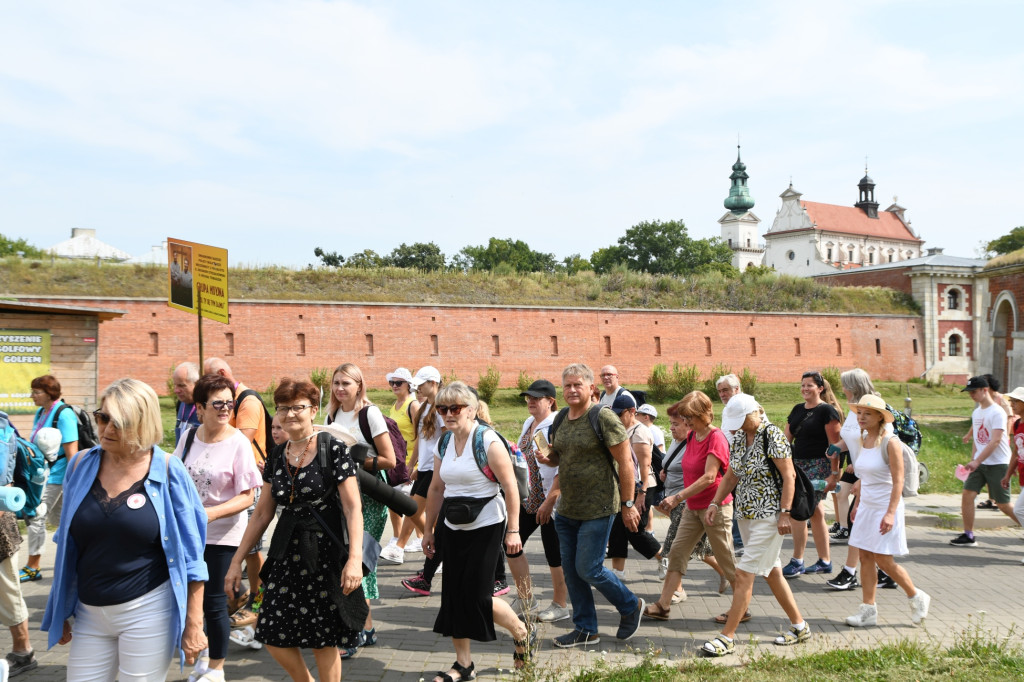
(51, 403, 98, 456)
(233, 389, 274, 466)
(761, 426, 817, 522)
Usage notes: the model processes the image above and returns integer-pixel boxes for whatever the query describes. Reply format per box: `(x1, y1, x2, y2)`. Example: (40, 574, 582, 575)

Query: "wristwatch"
(622, 499, 635, 508)
(780, 508, 791, 514)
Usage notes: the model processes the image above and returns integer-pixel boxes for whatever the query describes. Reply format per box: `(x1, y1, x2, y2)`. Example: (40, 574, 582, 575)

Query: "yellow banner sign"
(167, 239, 230, 324)
(0, 330, 51, 414)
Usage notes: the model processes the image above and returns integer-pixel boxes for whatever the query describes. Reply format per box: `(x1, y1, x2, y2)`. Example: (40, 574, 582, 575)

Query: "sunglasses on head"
(435, 404, 468, 416)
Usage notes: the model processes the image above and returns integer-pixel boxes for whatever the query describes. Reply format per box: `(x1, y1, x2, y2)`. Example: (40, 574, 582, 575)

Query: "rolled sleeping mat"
(0, 486, 26, 513)
(356, 468, 418, 516)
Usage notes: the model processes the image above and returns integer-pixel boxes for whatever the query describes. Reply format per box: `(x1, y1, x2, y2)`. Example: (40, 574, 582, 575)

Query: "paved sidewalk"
(5, 497, 1023, 680)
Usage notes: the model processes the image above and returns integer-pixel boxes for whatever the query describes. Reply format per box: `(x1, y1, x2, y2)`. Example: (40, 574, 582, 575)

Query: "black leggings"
(203, 544, 237, 660)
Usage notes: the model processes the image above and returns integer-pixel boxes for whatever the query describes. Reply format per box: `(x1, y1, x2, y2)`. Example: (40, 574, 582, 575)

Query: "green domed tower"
(717, 144, 763, 269)
(724, 146, 755, 213)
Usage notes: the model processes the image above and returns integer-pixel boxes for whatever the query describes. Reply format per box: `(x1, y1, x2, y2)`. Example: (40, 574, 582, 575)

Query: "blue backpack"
(439, 426, 529, 502)
(12, 436, 46, 519)
(0, 412, 16, 487)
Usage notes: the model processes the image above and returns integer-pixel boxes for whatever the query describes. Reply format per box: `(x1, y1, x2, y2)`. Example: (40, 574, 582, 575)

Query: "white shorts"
(0, 556, 28, 627)
(735, 516, 784, 577)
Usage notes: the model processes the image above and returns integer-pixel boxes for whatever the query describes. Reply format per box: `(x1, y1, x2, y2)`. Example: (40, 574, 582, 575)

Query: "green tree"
(590, 245, 627, 274)
(986, 226, 1024, 256)
(0, 233, 45, 258)
(458, 237, 557, 273)
(591, 219, 734, 275)
(346, 249, 386, 268)
(313, 247, 345, 268)
(561, 253, 592, 275)
(387, 242, 446, 270)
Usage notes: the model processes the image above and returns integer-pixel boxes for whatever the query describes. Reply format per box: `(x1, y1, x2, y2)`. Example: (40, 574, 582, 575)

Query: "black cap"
(611, 392, 638, 414)
(962, 376, 990, 392)
(520, 379, 556, 399)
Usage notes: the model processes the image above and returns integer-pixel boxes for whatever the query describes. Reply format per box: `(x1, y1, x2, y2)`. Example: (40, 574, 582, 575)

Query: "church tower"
(718, 145, 764, 269)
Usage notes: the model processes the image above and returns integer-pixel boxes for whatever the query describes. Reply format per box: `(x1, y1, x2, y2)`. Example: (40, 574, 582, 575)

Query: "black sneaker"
(6, 650, 38, 678)
(493, 580, 510, 596)
(825, 568, 859, 591)
(876, 569, 898, 589)
(616, 597, 644, 640)
(401, 573, 431, 596)
(830, 527, 850, 543)
(828, 521, 841, 534)
(553, 629, 601, 649)
(950, 533, 978, 547)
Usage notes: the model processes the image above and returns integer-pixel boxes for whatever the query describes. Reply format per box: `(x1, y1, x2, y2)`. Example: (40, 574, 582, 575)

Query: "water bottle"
(811, 479, 828, 492)
(30, 466, 48, 486)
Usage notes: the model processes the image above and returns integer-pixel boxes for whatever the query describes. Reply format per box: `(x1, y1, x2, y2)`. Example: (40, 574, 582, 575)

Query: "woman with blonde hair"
(379, 368, 421, 563)
(326, 362, 397, 658)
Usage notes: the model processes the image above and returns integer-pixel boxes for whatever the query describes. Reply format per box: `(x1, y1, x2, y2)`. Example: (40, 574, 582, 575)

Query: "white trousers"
(68, 581, 175, 682)
(25, 484, 63, 557)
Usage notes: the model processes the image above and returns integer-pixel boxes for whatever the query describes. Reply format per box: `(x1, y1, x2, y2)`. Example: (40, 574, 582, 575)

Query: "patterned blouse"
(728, 422, 792, 520)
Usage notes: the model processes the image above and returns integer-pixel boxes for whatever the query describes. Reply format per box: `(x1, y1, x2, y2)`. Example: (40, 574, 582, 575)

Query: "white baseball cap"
(385, 368, 414, 384)
(411, 366, 442, 389)
(34, 427, 63, 458)
(720, 393, 759, 433)
(637, 404, 658, 418)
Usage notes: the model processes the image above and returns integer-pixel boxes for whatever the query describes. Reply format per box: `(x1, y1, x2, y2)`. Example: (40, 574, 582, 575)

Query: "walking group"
(6, 359, 1023, 681)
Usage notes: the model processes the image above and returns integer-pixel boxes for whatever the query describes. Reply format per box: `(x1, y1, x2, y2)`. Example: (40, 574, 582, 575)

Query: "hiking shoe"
(830, 527, 850, 543)
(877, 569, 898, 589)
(845, 603, 878, 627)
(553, 629, 600, 649)
(493, 580, 510, 596)
(616, 597, 644, 640)
(828, 521, 841, 534)
(536, 601, 571, 623)
(909, 590, 931, 624)
(782, 558, 805, 578)
(17, 567, 41, 583)
(774, 623, 812, 646)
(825, 568, 859, 591)
(6, 650, 38, 677)
(804, 559, 832, 575)
(378, 543, 405, 565)
(950, 533, 977, 546)
(402, 573, 431, 596)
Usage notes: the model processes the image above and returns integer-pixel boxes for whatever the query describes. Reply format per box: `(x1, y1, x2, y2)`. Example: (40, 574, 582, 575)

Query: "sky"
(1, 0, 1022, 267)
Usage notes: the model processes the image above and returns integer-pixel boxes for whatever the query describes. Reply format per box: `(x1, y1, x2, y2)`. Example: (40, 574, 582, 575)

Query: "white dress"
(848, 441, 908, 556)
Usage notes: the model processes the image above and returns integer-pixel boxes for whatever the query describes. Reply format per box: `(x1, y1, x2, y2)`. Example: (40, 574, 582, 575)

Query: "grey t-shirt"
(662, 439, 688, 496)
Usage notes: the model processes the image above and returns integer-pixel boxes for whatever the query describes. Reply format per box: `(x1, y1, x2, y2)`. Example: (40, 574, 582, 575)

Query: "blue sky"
(1, 0, 1021, 267)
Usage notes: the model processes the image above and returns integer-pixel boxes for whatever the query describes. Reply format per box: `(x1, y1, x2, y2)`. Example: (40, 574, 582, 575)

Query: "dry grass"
(984, 248, 1024, 270)
(1, 258, 918, 314)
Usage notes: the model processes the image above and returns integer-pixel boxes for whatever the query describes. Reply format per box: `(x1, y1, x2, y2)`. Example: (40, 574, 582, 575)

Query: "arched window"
(949, 334, 962, 357)
(947, 288, 961, 310)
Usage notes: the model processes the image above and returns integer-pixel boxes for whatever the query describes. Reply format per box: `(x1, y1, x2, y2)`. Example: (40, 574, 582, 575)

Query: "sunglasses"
(207, 400, 236, 411)
(435, 404, 468, 416)
(92, 411, 115, 427)
(388, 380, 407, 387)
(275, 405, 314, 415)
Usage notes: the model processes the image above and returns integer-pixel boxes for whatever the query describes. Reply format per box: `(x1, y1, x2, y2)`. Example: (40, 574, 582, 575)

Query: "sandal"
(714, 610, 751, 624)
(698, 634, 735, 657)
(774, 623, 812, 646)
(643, 603, 671, 621)
(670, 589, 686, 604)
(977, 499, 996, 510)
(432, 661, 475, 682)
(513, 626, 538, 669)
(229, 607, 257, 629)
(227, 587, 250, 615)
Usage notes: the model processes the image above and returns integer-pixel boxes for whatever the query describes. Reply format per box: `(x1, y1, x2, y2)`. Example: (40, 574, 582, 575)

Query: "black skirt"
(433, 520, 504, 641)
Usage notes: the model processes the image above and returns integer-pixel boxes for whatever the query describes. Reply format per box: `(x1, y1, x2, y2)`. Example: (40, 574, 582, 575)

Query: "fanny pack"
(444, 495, 496, 524)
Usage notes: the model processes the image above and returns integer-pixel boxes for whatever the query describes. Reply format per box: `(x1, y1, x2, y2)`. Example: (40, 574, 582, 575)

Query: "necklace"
(286, 437, 314, 502)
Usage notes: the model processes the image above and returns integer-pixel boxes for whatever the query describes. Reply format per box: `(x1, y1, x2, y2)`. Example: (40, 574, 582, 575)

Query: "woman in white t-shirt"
(174, 373, 263, 682)
(423, 382, 534, 681)
(326, 363, 397, 658)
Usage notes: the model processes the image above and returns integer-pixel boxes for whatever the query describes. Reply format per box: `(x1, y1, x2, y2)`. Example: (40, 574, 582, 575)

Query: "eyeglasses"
(275, 405, 314, 415)
(208, 400, 236, 411)
(435, 404, 468, 416)
(600, 373, 617, 378)
(92, 411, 115, 427)
(388, 380, 406, 387)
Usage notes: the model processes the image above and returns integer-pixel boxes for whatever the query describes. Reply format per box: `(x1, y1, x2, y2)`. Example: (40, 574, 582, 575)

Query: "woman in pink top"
(644, 391, 736, 620)
(174, 373, 263, 682)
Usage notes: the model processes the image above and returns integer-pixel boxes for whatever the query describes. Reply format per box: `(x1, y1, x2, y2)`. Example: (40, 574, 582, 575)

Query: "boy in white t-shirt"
(952, 375, 1020, 546)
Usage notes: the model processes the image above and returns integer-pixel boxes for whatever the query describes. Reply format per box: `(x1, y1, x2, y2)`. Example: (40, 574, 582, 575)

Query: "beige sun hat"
(313, 423, 357, 447)
(848, 394, 894, 423)
(1005, 387, 1024, 403)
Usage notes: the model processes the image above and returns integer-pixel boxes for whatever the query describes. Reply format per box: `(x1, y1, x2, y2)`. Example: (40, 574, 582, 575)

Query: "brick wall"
(814, 267, 913, 293)
(18, 297, 926, 395)
(937, 320, 973, 360)
(988, 272, 1024, 325)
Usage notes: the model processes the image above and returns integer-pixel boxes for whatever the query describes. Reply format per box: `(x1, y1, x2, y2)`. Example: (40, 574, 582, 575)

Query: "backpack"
(439, 425, 529, 502)
(762, 426, 817, 522)
(12, 436, 46, 519)
(888, 406, 922, 455)
(233, 389, 274, 466)
(880, 433, 921, 497)
(356, 407, 410, 487)
(548, 405, 619, 482)
(0, 412, 17, 487)
(51, 402, 99, 456)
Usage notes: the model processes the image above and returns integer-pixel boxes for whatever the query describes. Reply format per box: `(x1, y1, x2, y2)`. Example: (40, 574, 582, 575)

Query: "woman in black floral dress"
(226, 378, 364, 682)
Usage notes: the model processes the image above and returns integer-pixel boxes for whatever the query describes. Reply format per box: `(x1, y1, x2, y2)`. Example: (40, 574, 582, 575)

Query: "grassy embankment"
(1, 258, 919, 313)
(159, 380, 974, 495)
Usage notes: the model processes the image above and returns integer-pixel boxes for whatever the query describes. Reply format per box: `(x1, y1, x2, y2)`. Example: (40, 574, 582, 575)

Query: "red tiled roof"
(801, 201, 922, 242)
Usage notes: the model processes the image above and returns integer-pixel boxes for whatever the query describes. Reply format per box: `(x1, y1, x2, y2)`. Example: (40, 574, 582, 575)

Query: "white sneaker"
(405, 537, 423, 553)
(378, 543, 405, 565)
(436, 562, 443, 575)
(385, 537, 398, 548)
(658, 557, 669, 580)
(845, 603, 878, 627)
(187, 649, 210, 682)
(610, 568, 626, 580)
(909, 590, 931, 624)
(510, 596, 537, 618)
(196, 671, 225, 682)
(0, 659, 9, 682)
(229, 625, 263, 650)
(536, 601, 571, 622)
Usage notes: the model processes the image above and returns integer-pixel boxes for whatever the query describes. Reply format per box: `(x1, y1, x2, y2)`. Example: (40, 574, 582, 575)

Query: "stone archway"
(992, 297, 1016, 388)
